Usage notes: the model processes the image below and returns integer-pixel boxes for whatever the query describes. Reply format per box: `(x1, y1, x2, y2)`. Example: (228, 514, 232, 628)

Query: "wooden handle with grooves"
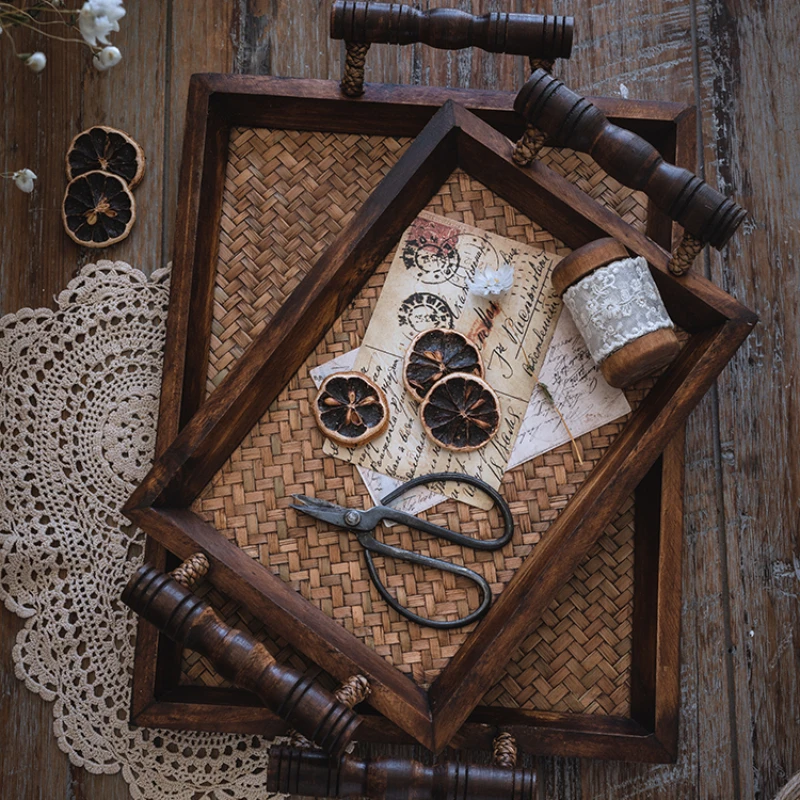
(331, 2, 573, 96)
(266, 745, 537, 800)
(122, 562, 362, 756)
(514, 69, 747, 251)
(330, 2, 574, 58)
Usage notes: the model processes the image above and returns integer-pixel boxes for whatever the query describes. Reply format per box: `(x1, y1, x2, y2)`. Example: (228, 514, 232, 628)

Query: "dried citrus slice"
(419, 373, 500, 452)
(66, 126, 145, 188)
(402, 328, 483, 403)
(313, 372, 390, 447)
(62, 170, 136, 248)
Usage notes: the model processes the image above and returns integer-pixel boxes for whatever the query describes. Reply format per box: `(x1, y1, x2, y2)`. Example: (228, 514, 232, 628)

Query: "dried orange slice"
(66, 126, 145, 188)
(62, 170, 136, 248)
(402, 328, 483, 403)
(313, 372, 390, 447)
(419, 373, 500, 452)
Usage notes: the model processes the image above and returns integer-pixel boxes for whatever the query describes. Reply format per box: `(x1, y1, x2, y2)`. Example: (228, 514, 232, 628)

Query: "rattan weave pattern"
(187, 127, 650, 716)
(207, 128, 411, 391)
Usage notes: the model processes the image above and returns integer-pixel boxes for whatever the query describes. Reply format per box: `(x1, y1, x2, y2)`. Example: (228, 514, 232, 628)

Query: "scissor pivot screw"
(343, 510, 361, 526)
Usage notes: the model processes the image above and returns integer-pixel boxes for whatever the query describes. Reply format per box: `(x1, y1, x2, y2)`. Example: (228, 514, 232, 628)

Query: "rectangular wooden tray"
(124, 75, 755, 761)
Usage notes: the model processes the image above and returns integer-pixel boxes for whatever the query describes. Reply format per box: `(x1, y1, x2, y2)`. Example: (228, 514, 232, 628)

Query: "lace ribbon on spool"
(562, 256, 675, 363)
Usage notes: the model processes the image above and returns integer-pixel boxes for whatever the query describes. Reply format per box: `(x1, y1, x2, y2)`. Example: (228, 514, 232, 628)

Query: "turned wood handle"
(267, 745, 537, 800)
(514, 69, 747, 249)
(122, 563, 361, 756)
(331, 1, 574, 59)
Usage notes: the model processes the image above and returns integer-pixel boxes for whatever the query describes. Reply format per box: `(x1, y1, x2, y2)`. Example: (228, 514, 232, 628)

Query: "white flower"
(12, 169, 37, 193)
(469, 262, 515, 297)
(24, 52, 47, 73)
(79, 0, 125, 46)
(93, 45, 122, 71)
(87, 0, 126, 20)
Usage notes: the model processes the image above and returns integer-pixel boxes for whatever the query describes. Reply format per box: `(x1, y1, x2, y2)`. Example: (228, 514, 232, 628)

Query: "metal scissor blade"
(290, 494, 350, 527)
(291, 493, 341, 509)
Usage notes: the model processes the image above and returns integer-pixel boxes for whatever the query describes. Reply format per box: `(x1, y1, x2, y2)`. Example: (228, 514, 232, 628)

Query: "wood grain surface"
(1, 1, 796, 799)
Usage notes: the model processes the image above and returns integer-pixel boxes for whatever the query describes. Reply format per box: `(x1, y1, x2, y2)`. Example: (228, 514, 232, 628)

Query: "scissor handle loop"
(359, 534, 493, 630)
(378, 472, 514, 551)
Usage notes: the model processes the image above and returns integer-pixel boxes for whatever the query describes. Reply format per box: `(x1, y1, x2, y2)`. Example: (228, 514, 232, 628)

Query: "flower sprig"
(469, 261, 515, 298)
(2, 169, 37, 193)
(538, 380, 584, 464)
(0, 0, 124, 73)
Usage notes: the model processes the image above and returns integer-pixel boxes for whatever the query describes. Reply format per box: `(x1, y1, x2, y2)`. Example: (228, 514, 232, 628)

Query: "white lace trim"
(0, 261, 273, 799)
(562, 256, 674, 363)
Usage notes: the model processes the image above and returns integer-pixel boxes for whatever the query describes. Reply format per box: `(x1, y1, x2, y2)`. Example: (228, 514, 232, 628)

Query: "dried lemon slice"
(62, 170, 136, 248)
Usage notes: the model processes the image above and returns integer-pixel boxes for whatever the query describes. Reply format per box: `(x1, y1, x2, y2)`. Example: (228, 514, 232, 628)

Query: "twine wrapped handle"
(122, 554, 363, 756)
(331, 1, 574, 97)
(513, 69, 748, 273)
(492, 732, 518, 768)
(169, 551, 209, 588)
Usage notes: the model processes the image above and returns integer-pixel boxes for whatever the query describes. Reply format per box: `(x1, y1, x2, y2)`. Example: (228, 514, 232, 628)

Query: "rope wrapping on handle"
(669, 231, 704, 275)
(512, 124, 547, 166)
(335, 674, 371, 709)
(341, 42, 370, 96)
(492, 732, 518, 767)
(528, 56, 554, 73)
(170, 552, 209, 589)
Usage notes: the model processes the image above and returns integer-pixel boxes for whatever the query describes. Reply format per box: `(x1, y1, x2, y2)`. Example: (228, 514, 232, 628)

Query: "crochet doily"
(563, 256, 674, 362)
(0, 261, 270, 799)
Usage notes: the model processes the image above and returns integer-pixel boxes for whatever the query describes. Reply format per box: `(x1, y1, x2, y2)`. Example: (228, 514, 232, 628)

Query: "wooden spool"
(122, 559, 362, 756)
(552, 238, 681, 388)
(331, 2, 574, 96)
(266, 744, 537, 800)
(514, 69, 748, 274)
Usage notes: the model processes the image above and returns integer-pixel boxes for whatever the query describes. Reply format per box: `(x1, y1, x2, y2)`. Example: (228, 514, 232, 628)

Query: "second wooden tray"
(125, 76, 755, 761)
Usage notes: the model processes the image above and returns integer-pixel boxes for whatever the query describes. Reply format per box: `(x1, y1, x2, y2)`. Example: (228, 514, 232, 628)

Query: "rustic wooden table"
(1, 2, 796, 798)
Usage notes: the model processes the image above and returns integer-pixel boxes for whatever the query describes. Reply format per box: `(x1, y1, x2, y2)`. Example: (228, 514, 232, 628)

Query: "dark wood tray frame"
(124, 75, 755, 762)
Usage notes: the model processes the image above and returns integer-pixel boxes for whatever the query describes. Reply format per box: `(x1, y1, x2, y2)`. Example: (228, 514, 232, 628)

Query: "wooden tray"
(124, 76, 755, 761)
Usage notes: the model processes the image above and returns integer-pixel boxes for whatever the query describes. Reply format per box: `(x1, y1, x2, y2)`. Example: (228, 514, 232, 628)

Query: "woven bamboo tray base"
(188, 126, 653, 718)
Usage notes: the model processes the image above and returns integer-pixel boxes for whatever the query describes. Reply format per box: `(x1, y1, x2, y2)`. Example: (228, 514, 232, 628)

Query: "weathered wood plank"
(76, 1, 169, 272)
(0, 2, 233, 798)
(0, 613, 74, 799)
(0, 22, 119, 800)
(163, 0, 238, 265)
(698, 0, 800, 796)
(549, 0, 744, 797)
(0, 27, 82, 311)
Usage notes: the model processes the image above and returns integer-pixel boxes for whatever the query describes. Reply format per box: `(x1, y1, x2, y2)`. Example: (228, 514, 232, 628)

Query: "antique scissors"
(291, 472, 514, 630)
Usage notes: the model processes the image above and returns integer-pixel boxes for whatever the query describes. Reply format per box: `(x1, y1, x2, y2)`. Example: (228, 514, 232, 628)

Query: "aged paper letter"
(312, 308, 630, 515)
(322, 211, 561, 507)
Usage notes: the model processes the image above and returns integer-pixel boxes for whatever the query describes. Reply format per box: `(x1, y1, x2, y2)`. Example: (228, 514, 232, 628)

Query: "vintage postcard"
(321, 211, 562, 507)
(507, 308, 632, 468)
(311, 308, 630, 515)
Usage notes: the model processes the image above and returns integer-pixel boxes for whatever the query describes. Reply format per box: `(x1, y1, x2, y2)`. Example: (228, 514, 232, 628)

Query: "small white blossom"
(93, 45, 122, 71)
(24, 52, 47, 73)
(88, 0, 126, 20)
(469, 262, 515, 298)
(79, 0, 126, 46)
(79, 12, 116, 46)
(12, 169, 37, 193)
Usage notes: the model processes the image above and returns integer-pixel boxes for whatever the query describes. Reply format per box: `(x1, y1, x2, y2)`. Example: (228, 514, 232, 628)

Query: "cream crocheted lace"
(0, 261, 270, 799)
